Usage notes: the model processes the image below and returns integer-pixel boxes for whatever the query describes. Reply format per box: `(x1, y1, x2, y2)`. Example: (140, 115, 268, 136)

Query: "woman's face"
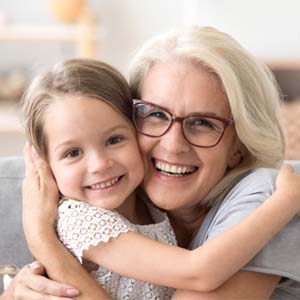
(137, 61, 241, 214)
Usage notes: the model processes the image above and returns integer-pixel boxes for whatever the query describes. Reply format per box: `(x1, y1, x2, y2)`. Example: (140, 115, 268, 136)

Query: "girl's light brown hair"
(22, 58, 132, 159)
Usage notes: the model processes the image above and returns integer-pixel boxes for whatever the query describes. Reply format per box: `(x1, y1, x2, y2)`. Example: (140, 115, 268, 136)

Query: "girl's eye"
(65, 149, 82, 158)
(106, 135, 124, 146)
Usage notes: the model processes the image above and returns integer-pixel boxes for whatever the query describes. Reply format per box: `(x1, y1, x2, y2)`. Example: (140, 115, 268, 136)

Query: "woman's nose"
(160, 122, 190, 153)
(87, 152, 114, 174)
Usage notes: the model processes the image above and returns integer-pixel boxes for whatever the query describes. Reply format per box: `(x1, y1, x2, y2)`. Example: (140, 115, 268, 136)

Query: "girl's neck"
(167, 205, 209, 248)
(115, 192, 153, 225)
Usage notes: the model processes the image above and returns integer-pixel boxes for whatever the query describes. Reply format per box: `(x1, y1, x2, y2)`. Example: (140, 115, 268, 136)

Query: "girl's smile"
(43, 95, 144, 217)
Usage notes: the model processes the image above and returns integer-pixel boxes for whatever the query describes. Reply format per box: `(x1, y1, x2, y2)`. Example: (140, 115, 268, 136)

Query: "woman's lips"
(153, 159, 198, 176)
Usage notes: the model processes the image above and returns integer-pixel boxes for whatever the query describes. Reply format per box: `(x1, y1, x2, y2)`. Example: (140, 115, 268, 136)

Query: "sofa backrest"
(0, 156, 32, 291)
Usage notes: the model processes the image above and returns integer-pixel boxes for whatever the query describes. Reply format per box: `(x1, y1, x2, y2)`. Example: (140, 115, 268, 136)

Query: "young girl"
(22, 58, 300, 300)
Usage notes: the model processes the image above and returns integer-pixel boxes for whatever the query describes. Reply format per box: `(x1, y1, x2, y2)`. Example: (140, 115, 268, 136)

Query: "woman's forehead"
(141, 61, 231, 117)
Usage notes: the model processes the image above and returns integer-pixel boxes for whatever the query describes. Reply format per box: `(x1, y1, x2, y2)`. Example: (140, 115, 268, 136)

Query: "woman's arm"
(83, 164, 300, 292)
(25, 144, 300, 294)
(22, 144, 110, 300)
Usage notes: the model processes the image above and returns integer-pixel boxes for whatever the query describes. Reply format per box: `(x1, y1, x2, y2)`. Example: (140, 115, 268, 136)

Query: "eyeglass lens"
(133, 103, 226, 147)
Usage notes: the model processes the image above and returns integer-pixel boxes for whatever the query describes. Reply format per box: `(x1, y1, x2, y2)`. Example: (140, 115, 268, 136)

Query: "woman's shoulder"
(225, 168, 278, 206)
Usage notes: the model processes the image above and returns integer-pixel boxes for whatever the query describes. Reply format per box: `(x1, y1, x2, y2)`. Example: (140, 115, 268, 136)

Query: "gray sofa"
(0, 157, 31, 291)
(0, 156, 300, 292)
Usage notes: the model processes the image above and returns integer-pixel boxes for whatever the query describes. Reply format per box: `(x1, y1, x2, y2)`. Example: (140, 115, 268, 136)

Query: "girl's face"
(137, 61, 241, 215)
(43, 96, 144, 212)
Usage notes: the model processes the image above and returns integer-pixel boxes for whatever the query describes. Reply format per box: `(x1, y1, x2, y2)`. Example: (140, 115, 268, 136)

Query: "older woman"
(3, 26, 300, 300)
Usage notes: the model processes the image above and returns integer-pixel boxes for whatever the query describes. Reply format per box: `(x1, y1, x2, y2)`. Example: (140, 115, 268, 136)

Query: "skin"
(138, 60, 242, 247)
(44, 96, 145, 222)
(137, 60, 280, 299)
(2, 60, 291, 300)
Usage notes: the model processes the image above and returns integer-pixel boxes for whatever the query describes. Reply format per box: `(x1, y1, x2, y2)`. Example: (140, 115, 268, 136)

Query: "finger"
(29, 261, 46, 275)
(29, 275, 79, 298)
(280, 163, 294, 174)
(18, 263, 80, 297)
(31, 146, 55, 187)
(15, 284, 77, 300)
(23, 142, 36, 180)
(20, 269, 79, 298)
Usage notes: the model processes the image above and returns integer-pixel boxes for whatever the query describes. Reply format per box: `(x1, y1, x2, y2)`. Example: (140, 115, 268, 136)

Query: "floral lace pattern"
(56, 199, 176, 300)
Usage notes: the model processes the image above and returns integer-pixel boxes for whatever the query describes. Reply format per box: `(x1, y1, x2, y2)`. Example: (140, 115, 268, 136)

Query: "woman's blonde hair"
(22, 58, 132, 159)
(129, 26, 285, 204)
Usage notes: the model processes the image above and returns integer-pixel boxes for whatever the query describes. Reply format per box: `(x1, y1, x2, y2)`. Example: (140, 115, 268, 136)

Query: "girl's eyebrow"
(53, 124, 132, 152)
(53, 139, 77, 153)
(104, 124, 132, 134)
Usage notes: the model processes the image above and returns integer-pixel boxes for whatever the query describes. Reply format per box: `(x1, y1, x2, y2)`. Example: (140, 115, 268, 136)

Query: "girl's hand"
(22, 143, 59, 241)
(1, 261, 79, 300)
(275, 164, 300, 218)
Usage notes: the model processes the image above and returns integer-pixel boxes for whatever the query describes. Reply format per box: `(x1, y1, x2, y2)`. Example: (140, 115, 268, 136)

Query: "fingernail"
(66, 288, 80, 296)
(30, 261, 40, 270)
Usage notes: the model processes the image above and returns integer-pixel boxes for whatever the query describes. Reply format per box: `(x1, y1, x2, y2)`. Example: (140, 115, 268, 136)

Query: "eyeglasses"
(132, 99, 234, 148)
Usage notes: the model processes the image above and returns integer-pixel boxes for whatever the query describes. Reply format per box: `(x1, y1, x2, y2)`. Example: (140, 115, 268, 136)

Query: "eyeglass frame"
(132, 99, 234, 148)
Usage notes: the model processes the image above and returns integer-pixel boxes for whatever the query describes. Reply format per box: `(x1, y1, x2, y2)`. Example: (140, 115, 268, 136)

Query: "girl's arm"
(25, 143, 300, 294)
(82, 164, 300, 292)
(22, 145, 111, 300)
(171, 270, 280, 300)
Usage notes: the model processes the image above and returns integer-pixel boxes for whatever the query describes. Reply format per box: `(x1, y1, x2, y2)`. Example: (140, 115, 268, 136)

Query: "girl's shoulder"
(56, 199, 137, 262)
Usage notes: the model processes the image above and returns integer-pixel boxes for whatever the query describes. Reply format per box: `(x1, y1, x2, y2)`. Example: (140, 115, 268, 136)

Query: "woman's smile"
(152, 158, 198, 177)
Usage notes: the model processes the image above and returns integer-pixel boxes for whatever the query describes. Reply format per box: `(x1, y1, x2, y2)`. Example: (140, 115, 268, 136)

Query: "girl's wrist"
(26, 227, 57, 253)
(273, 189, 299, 212)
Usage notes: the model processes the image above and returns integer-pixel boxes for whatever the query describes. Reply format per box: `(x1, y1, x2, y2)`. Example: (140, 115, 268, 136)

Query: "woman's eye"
(65, 149, 82, 158)
(187, 118, 218, 131)
(147, 111, 169, 120)
(106, 135, 124, 146)
(193, 119, 213, 128)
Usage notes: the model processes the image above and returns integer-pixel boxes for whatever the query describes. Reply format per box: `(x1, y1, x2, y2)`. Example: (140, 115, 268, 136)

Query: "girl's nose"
(159, 122, 190, 154)
(87, 153, 114, 174)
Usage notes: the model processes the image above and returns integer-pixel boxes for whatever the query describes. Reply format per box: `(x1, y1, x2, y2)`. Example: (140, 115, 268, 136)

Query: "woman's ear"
(227, 142, 243, 169)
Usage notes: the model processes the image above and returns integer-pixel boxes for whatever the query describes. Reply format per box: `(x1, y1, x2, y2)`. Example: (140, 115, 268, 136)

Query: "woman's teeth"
(90, 177, 120, 189)
(154, 161, 196, 176)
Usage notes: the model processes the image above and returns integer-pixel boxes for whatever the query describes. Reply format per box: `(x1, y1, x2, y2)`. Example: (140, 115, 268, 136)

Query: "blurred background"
(0, 0, 300, 158)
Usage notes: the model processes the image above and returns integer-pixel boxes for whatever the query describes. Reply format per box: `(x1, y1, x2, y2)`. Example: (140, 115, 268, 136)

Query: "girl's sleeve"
(56, 200, 136, 263)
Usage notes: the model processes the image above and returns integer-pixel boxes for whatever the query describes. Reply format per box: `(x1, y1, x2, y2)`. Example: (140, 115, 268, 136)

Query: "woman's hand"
(275, 163, 300, 218)
(1, 261, 79, 300)
(22, 143, 59, 242)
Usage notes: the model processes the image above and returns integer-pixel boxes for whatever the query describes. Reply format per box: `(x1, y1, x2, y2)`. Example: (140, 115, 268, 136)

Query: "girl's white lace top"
(56, 199, 177, 300)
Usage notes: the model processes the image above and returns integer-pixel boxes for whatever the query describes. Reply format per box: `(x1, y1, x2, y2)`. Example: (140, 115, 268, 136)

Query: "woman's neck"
(167, 205, 209, 248)
(116, 192, 153, 225)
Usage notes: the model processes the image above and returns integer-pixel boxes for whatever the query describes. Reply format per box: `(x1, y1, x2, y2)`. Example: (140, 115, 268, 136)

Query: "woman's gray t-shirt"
(189, 168, 300, 300)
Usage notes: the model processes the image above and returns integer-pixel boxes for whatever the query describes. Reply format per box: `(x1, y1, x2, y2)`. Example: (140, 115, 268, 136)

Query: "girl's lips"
(87, 175, 123, 190)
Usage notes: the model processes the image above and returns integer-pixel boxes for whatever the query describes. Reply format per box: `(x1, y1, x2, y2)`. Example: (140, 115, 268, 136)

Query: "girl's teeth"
(90, 177, 119, 189)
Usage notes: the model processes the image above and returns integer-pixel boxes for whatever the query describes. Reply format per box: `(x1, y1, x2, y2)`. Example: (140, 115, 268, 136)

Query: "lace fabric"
(56, 199, 176, 300)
